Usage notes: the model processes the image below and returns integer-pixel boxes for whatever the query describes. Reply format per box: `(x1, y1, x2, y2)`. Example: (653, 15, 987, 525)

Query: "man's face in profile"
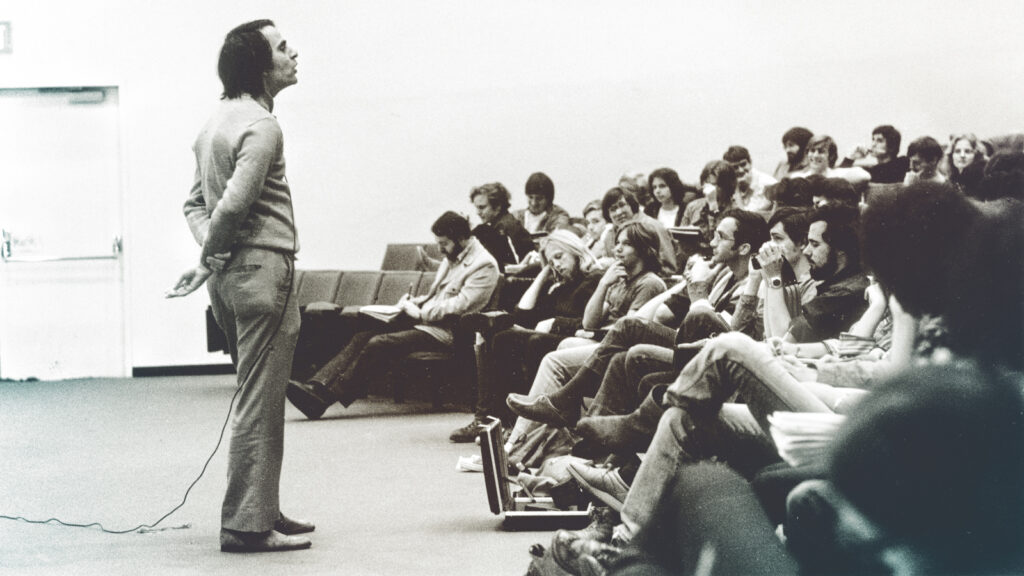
(436, 235, 463, 262)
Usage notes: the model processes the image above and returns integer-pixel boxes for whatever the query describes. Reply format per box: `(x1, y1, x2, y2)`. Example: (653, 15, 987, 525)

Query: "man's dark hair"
(767, 206, 811, 245)
(811, 203, 861, 267)
(828, 362, 1024, 574)
(601, 187, 639, 222)
(977, 150, 1024, 202)
(525, 172, 555, 204)
(772, 178, 814, 208)
(700, 160, 738, 206)
(819, 178, 859, 207)
(431, 211, 472, 241)
(218, 19, 275, 99)
(861, 182, 978, 318)
(722, 145, 752, 164)
(720, 208, 769, 254)
(782, 127, 813, 149)
(907, 136, 944, 163)
(647, 167, 693, 207)
(470, 182, 511, 213)
(871, 125, 902, 159)
(616, 221, 662, 274)
(944, 201, 1022, 369)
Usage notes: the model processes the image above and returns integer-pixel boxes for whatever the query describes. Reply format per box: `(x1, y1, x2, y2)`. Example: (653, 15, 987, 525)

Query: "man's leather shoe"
(286, 380, 331, 420)
(274, 513, 315, 535)
(567, 462, 630, 512)
(219, 529, 311, 553)
(449, 418, 485, 443)
(506, 394, 574, 428)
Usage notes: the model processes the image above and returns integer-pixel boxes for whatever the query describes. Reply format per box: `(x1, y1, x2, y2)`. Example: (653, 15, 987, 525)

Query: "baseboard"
(132, 364, 236, 377)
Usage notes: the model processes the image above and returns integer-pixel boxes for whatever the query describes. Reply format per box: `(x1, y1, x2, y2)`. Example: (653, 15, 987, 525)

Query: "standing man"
(167, 19, 313, 553)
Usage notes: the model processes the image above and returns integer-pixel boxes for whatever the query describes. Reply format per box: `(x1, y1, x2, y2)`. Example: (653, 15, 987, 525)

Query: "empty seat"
(376, 271, 423, 305)
(295, 270, 343, 308)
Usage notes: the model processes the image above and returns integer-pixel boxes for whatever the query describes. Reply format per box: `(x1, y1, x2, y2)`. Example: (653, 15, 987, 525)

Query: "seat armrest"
(302, 301, 342, 315)
(461, 311, 514, 335)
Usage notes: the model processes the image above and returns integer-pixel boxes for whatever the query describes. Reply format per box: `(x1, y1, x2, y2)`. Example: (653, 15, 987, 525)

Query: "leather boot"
(575, 385, 667, 454)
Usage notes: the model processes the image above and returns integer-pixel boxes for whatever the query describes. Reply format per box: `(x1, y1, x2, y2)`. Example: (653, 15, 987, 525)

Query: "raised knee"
(706, 331, 754, 359)
(610, 316, 645, 339)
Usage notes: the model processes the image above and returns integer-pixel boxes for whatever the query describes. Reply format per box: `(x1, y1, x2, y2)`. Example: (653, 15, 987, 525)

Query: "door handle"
(0, 230, 123, 263)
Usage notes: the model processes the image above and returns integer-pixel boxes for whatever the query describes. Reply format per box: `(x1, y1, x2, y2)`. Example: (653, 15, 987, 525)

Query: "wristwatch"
(769, 276, 783, 289)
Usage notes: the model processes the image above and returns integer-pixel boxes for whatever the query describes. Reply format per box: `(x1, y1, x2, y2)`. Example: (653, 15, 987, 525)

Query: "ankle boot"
(575, 385, 667, 454)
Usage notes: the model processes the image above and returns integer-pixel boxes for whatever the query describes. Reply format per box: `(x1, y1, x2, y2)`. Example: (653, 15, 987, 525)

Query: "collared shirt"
(735, 170, 777, 212)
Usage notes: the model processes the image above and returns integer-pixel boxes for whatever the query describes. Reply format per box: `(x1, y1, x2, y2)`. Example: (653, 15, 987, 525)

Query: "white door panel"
(0, 87, 126, 380)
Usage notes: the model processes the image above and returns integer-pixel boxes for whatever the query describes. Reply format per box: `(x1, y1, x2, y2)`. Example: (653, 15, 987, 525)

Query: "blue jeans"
(606, 464, 798, 576)
(207, 247, 300, 532)
(620, 332, 833, 540)
(548, 317, 676, 411)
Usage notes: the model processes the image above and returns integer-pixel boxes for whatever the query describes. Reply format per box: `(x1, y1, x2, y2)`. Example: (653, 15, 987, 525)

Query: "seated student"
(596, 187, 679, 275)
(681, 160, 740, 259)
(506, 209, 770, 430)
(469, 181, 534, 266)
(512, 171, 572, 235)
(946, 132, 987, 197)
(581, 199, 609, 257)
(447, 230, 601, 442)
(903, 136, 947, 185)
(500, 221, 667, 466)
(554, 362, 1023, 576)
(617, 171, 653, 212)
(839, 124, 910, 184)
(642, 167, 698, 228)
(784, 361, 1024, 576)
(723, 145, 777, 212)
(773, 126, 814, 181)
(285, 211, 499, 419)
(792, 134, 871, 187)
(560, 181, 983, 554)
(569, 207, 843, 454)
(768, 176, 814, 209)
(807, 176, 860, 208)
(976, 150, 1024, 204)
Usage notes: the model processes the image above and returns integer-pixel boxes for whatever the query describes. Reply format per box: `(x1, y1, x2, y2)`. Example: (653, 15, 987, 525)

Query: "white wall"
(2, 0, 1022, 368)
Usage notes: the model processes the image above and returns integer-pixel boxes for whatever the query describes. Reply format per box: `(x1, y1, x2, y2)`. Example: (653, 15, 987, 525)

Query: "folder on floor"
(478, 417, 591, 530)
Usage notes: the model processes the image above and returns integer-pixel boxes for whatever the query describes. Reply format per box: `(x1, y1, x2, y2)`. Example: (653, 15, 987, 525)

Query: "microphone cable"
(2, 211, 298, 534)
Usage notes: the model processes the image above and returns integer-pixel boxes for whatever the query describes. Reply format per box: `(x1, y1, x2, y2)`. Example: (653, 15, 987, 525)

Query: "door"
(0, 87, 127, 380)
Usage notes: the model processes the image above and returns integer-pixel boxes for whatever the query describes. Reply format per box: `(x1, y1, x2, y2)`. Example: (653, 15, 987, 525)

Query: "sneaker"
(449, 418, 485, 443)
(456, 454, 484, 473)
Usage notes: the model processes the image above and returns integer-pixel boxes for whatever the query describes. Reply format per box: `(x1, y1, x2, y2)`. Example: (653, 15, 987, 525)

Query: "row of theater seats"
(206, 243, 502, 408)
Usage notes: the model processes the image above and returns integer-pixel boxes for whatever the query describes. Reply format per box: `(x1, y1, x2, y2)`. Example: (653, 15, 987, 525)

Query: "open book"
(767, 411, 847, 467)
(359, 304, 404, 323)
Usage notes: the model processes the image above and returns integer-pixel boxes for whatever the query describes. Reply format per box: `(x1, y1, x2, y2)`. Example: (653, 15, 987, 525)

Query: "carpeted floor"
(0, 375, 552, 575)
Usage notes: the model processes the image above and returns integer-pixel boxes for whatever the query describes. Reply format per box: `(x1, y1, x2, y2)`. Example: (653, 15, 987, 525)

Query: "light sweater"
(184, 95, 298, 263)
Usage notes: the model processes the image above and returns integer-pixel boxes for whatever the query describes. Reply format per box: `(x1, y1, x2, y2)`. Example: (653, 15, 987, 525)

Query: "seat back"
(376, 271, 423, 305)
(333, 271, 384, 307)
(294, 270, 343, 307)
(381, 243, 428, 270)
